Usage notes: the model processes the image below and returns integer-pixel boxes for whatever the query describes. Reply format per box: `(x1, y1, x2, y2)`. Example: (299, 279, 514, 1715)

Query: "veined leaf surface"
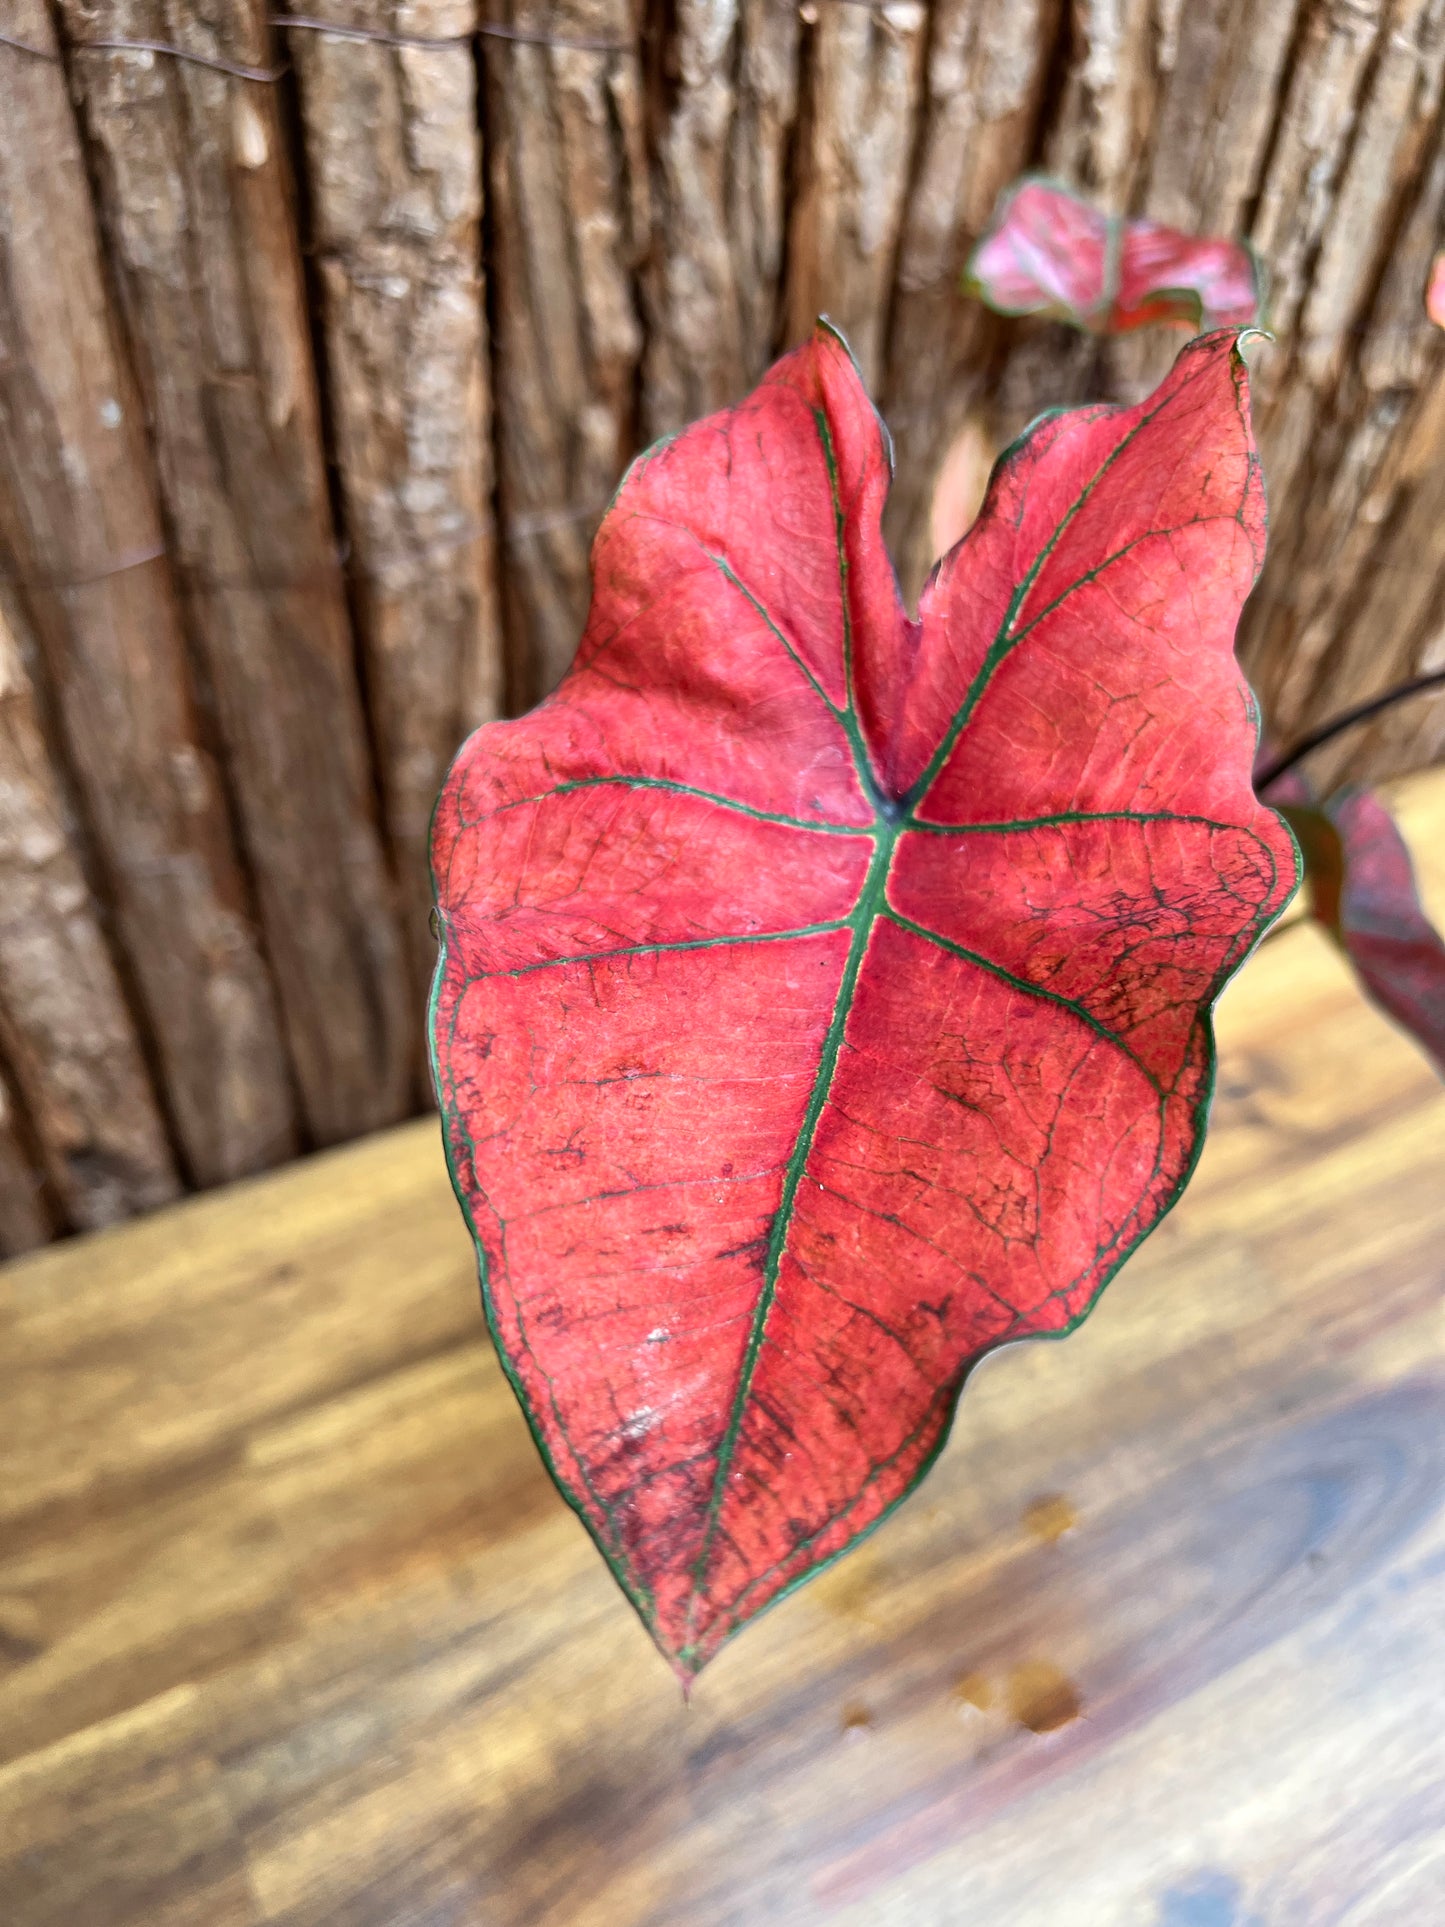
(968, 177, 1261, 335)
(430, 325, 1296, 1678)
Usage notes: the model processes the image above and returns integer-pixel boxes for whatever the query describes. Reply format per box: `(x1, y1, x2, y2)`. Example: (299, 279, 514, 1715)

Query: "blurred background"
(2, 0, 1443, 1252)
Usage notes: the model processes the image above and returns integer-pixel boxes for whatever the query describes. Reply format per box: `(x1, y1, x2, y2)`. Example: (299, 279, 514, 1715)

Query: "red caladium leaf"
(1274, 779, 1445, 1076)
(967, 176, 1262, 335)
(430, 323, 1296, 1678)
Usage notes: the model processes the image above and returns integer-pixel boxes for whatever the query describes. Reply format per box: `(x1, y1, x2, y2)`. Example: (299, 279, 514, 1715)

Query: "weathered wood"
(0, 0, 295, 1192)
(1045, 0, 1156, 200)
(881, 0, 1058, 597)
(484, 0, 648, 702)
(1, 764, 1443, 1926)
(0, 592, 178, 1232)
(783, 0, 928, 394)
(286, 0, 504, 1004)
(60, 0, 414, 1144)
(0, 1056, 54, 1258)
(1239, 0, 1445, 779)
(641, 0, 800, 438)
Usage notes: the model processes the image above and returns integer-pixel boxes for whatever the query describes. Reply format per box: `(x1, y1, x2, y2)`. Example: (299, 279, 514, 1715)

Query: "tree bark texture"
(484, 0, 649, 703)
(59, 0, 416, 1143)
(0, 595, 178, 1236)
(286, 0, 504, 1006)
(0, 0, 1441, 1244)
(0, 0, 294, 1192)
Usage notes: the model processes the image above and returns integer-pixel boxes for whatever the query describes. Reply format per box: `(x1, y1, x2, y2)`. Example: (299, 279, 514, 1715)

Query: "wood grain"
(880, 0, 1058, 597)
(484, 0, 648, 703)
(0, 1053, 54, 1256)
(641, 0, 800, 439)
(0, 594, 178, 1232)
(61, 0, 413, 1144)
(2, 769, 1442, 1924)
(0, 0, 295, 1190)
(783, 0, 928, 394)
(287, 0, 504, 1009)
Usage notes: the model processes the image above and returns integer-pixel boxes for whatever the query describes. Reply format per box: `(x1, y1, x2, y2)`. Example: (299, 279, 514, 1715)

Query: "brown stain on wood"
(1023, 1494, 1079, 1545)
(1005, 1660, 1082, 1734)
(953, 1669, 994, 1712)
(1, 764, 1443, 1924)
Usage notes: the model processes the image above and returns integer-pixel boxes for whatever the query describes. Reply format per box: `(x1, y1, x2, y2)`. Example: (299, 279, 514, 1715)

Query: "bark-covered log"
(0, 593, 179, 1230)
(0, 1054, 52, 1258)
(60, 0, 413, 1142)
(0, 0, 295, 1190)
(286, 0, 503, 1004)
(1239, 0, 1445, 781)
(484, 0, 649, 702)
(881, 0, 1059, 596)
(641, 0, 799, 437)
(783, 0, 928, 395)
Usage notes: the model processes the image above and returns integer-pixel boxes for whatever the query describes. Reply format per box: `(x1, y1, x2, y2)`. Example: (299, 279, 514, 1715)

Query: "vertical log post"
(641, 0, 800, 438)
(0, 595, 179, 1230)
(783, 0, 928, 395)
(284, 0, 504, 1014)
(484, 0, 649, 702)
(881, 0, 1059, 597)
(0, 0, 295, 1188)
(60, 0, 414, 1143)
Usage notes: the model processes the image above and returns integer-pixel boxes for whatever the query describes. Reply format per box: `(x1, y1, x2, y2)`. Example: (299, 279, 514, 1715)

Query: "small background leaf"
(1285, 785, 1445, 1075)
(968, 177, 1260, 337)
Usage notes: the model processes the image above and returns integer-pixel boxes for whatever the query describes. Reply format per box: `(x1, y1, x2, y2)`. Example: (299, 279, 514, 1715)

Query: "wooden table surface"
(3, 771, 1444, 1927)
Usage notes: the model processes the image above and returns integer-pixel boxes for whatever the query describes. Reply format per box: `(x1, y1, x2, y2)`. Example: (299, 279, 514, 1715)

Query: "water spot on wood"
(1023, 1493, 1078, 1543)
(953, 1669, 993, 1712)
(1006, 1660, 1081, 1733)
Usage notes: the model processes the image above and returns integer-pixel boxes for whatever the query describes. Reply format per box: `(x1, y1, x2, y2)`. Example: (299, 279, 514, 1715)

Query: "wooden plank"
(0, 0, 296, 1191)
(0, 592, 177, 1231)
(1, 765, 1442, 1924)
(483, 0, 648, 702)
(60, 0, 414, 1144)
(285, 0, 504, 1003)
(641, 0, 801, 439)
(783, 0, 928, 393)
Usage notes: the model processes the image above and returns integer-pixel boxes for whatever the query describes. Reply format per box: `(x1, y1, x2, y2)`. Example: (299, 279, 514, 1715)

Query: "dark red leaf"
(1279, 786, 1445, 1075)
(967, 177, 1261, 336)
(430, 324, 1296, 1677)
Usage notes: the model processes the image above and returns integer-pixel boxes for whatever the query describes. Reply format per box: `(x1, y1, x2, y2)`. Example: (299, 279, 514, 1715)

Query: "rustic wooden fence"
(1, 0, 1442, 1252)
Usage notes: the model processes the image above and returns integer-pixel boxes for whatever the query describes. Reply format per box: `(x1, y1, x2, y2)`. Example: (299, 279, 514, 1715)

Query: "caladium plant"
(1266, 771, 1445, 1076)
(967, 176, 1261, 336)
(430, 322, 1297, 1678)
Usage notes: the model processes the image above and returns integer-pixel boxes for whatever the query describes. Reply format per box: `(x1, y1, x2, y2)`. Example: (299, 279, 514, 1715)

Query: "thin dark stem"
(1256, 668, 1445, 791)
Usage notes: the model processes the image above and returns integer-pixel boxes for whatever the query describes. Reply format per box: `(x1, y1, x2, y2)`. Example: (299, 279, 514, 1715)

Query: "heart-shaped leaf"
(967, 176, 1261, 336)
(1277, 782, 1445, 1075)
(430, 324, 1296, 1678)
